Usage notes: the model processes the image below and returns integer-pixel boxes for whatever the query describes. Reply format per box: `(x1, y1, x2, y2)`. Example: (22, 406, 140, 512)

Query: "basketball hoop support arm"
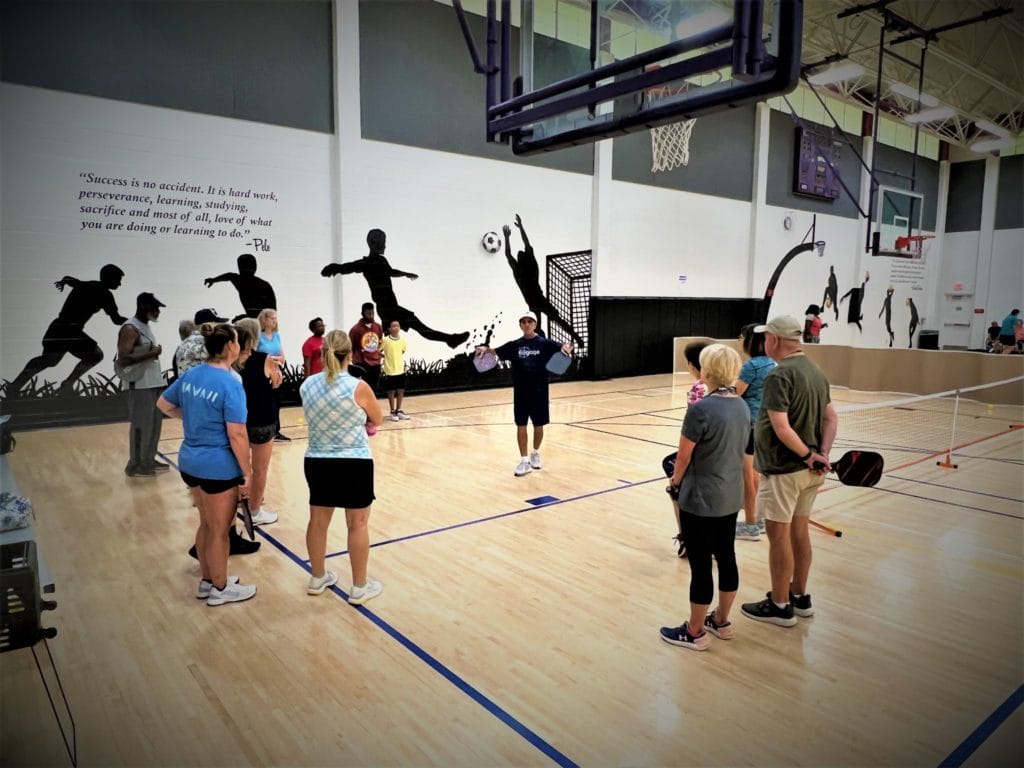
(762, 215, 826, 319)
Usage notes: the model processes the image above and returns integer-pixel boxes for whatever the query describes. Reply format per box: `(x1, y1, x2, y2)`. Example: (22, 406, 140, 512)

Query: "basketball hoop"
(894, 234, 934, 259)
(645, 82, 696, 173)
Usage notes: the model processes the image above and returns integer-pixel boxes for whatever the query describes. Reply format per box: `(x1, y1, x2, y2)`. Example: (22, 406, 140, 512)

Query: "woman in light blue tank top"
(735, 323, 777, 538)
(300, 330, 384, 604)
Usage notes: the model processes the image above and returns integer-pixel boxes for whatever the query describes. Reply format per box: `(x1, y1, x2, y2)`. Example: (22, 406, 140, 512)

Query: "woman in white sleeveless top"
(300, 330, 384, 603)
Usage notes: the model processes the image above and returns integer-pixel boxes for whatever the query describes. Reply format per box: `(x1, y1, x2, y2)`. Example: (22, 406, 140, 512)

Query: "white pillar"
(974, 155, 1001, 348)
(923, 158, 950, 342)
(590, 138, 613, 298)
(747, 102, 770, 297)
(331, 0, 362, 327)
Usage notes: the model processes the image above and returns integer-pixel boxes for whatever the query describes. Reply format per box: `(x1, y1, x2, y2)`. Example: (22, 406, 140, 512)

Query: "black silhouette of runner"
(7, 264, 127, 395)
(907, 297, 919, 348)
(204, 253, 277, 321)
(503, 214, 584, 347)
(321, 229, 469, 348)
(821, 265, 839, 321)
(879, 287, 895, 347)
(840, 271, 870, 332)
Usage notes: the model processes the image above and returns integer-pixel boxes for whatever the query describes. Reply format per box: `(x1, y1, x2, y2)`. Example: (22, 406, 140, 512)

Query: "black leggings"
(680, 510, 739, 605)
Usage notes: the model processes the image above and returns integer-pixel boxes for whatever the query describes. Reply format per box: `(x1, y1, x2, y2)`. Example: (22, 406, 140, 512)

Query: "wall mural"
(204, 254, 278, 321)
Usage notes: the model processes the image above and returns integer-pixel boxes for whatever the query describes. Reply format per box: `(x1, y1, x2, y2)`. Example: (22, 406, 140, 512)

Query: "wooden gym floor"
(1, 373, 1021, 767)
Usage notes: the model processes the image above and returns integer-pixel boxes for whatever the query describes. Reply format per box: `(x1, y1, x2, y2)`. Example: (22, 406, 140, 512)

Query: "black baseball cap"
(137, 292, 166, 308)
(194, 308, 227, 324)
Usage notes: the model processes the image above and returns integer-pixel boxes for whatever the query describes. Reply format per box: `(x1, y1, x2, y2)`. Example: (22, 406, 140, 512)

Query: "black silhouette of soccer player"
(7, 264, 127, 396)
(821, 265, 839, 321)
(840, 271, 870, 332)
(879, 287, 896, 347)
(907, 297, 919, 348)
(503, 214, 584, 347)
(321, 229, 470, 348)
(204, 253, 277, 321)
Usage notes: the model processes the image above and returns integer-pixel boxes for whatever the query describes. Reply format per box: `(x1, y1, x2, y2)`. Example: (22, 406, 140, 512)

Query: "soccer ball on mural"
(481, 231, 502, 254)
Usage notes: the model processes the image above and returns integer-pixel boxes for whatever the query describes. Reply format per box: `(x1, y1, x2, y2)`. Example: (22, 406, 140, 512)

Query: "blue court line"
(938, 684, 1024, 767)
(256, 528, 579, 768)
(321, 476, 663, 561)
(886, 474, 1024, 503)
(872, 486, 1024, 520)
(159, 447, 578, 766)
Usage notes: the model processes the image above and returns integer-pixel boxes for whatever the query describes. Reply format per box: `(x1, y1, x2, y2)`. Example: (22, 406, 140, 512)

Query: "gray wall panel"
(611, 106, 755, 201)
(946, 160, 985, 232)
(1, 0, 334, 133)
(766, 110, 861, 219)
(359, 0, 592, 175)
(995, 155, 1023, 230)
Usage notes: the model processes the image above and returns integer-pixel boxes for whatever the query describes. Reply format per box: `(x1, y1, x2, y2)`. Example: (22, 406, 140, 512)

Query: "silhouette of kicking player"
(503, 214, 584, 347)
(204, 253, 277, 321)
(840, 271, 870, 332)
(907, 297, 919, 348)
(821, 265, 839, 321)
(7, 264, 127, 395)
(321, 229, 470, 349)
(879, 287, 895, 347)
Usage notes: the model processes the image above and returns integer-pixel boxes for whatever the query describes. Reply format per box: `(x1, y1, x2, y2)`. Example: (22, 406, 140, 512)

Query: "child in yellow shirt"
(381, 320, 410, 421)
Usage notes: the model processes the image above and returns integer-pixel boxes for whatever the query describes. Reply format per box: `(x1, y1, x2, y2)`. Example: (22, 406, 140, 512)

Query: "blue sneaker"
(659, 621, 709, 650)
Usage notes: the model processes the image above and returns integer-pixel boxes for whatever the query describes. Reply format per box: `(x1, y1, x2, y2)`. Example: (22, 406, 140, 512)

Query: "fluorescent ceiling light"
(974, 119, 1011, 139)
(889, 82, 938, 107)
(903, 105, 956, 123)
(806, 62, 865, 86)
(970, 137, 1013, 152)
(674, 7, 732, 39)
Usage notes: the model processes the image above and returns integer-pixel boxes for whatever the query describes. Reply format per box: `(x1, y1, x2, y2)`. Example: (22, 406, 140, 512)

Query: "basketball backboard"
(872, 186, 927, 258)
(453, 0, 802, 155)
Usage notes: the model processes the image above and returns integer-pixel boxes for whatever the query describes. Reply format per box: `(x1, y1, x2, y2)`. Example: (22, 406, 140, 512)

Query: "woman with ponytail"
(300, 330, 384, 602)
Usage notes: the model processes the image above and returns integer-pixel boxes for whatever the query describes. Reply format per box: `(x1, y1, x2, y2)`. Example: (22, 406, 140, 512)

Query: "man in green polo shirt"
(742, 315, 838, 627)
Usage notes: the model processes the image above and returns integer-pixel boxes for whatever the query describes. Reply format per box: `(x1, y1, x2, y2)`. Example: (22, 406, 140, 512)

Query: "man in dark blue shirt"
(476, 311, 572, 476)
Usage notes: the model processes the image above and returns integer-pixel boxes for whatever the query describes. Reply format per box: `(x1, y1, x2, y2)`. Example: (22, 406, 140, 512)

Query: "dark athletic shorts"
(745, 428, 755, 456)
(304, 457, 375, 509)
(513, 388, 549, 427)
(383, 373, 406, 392)
(181, 471, 242, 495)
(247, 423, 276, 445)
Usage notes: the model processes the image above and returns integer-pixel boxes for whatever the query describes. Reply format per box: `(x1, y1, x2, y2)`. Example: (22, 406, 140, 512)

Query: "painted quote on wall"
(78, 171, 278, 252)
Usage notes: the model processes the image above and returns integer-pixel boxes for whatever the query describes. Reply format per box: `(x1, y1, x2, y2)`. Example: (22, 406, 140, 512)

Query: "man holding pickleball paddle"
(741, 315, 838, 628)
(475, 311, 572, 477)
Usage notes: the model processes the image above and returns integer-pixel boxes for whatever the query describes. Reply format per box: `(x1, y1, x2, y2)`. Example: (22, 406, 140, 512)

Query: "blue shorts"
(513, 389, 549, 427)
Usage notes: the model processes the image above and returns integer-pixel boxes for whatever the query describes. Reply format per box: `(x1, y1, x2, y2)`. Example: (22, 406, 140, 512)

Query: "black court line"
(886, 474, 1024, 504)
(872, 486, 1024, 520)
(569, 423, 678, 450)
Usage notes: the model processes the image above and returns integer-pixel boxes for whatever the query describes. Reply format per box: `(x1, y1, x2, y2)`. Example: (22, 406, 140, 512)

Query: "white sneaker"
(206, 581, 257, 606)
(347, 578, 382, 605)
(529, 450, 542, 470)
(249, 507, 279, 526)
(196, 575, 238, 600)
(396, 410, 411, 420)
(514, 459, 532, 477)
(388, 412, 400, 422)
(307, 570, 338, 596)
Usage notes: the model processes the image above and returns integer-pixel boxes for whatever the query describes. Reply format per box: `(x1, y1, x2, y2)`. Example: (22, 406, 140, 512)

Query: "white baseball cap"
(754, 315, 803, 338)
(519, 311, 538, 322)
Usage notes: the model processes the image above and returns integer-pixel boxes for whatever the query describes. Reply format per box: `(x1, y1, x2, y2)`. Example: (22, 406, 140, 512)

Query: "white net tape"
(649, 90, 696, 174)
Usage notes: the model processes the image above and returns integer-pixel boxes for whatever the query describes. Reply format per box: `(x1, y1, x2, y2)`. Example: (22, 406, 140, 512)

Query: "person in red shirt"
(302, 317, 326, 377)
(349, 303, 384, 394)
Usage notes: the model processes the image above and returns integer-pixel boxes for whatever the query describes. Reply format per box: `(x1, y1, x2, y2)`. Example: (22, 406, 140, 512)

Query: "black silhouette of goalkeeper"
(503, 214, 584, 347)
(879, 287, 895, 347)
(321, 229, 469, 348)
(204, 253, 277, 321)
(7, 264, 127, 396)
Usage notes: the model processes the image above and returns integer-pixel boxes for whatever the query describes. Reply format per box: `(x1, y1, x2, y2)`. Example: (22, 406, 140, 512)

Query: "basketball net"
(648, 86, 696, 173)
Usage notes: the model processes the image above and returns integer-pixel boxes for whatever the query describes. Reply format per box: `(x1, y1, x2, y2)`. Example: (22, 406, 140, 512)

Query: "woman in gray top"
(661, 344, 750, 651)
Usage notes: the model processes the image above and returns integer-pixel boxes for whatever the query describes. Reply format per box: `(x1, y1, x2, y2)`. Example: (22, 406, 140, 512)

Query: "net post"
(936, 389, 961, 469)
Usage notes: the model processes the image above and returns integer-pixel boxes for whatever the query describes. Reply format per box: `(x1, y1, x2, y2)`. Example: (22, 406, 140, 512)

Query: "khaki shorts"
(757, 470, 826, 524)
